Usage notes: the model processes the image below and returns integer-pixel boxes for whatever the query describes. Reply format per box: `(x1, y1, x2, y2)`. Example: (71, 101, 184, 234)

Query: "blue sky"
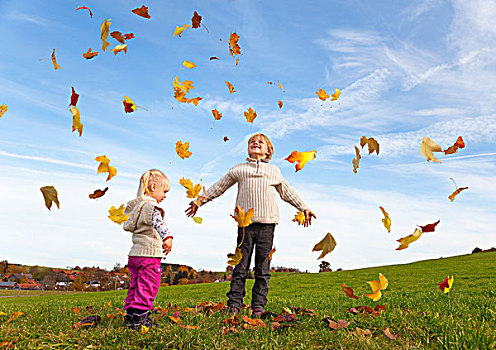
(1, 0, 495, 272)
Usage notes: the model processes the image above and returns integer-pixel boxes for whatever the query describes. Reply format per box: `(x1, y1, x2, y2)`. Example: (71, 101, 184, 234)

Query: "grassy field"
(1, 252, 495, 349)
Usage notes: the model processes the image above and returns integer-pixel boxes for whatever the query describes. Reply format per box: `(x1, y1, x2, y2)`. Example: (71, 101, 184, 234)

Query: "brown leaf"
(83, 48, 98, 60)
(323, 318, 350, 330)
(89, 187, 108, 199)
(444, 136, 465, 155)
(223, 136, 229, 142)
(352, 327, 372, 336)
(40, 186, 60, 210)
(210, 56, 219, 60)
(132, 5, 151, 19)
(51, 49, 61, 70)
(418, 220, 440, 232)
(111, 31, 126, 44)
(383, 327, 401, 340)
(352, 145, 361, 174)
(72, 315, 101, 329)
(191, 11, 202, 28)
(273, 313, 297, 323)
(278, 100, 283, 109)
(360, 136, 380, 155)
(341, 283, 359, 299)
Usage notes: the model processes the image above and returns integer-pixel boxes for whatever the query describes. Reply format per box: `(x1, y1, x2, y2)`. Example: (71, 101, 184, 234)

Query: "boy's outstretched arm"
(276, 173, 317, 226)
(303, 209, 317, 227)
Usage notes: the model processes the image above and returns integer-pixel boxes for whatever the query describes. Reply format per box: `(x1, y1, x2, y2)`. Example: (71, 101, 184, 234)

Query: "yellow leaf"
(69, 106, 83, 137)
(360, 136, 380, 155)
(193, 217, 203, 224)
(179, 177, 201, 198)
(0, 311, 7, 316)
(227, 248, 243, 266)
(244, 107, 257, 123)
(40, 186, 60, 210)
(6, 311, 24, 323)
(312, 232, 337, 259)
(108, 204, 129, 225)
(379, 206, 391, 233)
(278, 81, 284, 91)
(292, 211, 305, 225)
(331, 88, 341, 101)
(183, 60, 196, 68)
(176, 141, 192, 159)
(316, 88, 329, 101)
(285, 150, 317, 172)
(231, 206, 254, 228)
(420, 137, 443, 163)
(110, 44, 127, 55)
(95, 155, 117, 181)
(365, 273, 388, 301)
(396, 228, 422, 250)
(352, 146, 361, 174)
(174, 24, 190, 37)
(0, 104, 7, 118)
(225, 81, 236, 94)
(140, 325, 149, 334)
(100, 18, 112, 51)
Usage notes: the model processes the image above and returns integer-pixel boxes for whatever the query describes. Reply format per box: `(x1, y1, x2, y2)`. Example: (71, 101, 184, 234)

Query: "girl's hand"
(303, 210, 316, 227)
(185, 201, 198, 217)
(162, 237, 172, 255)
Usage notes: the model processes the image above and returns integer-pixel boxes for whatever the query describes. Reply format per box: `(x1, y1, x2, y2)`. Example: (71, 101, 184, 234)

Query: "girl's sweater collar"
(246, 157, 269, 163)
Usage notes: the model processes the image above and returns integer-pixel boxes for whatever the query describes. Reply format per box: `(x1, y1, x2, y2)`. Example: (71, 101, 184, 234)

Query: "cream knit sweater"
(201, 157, 310, 224)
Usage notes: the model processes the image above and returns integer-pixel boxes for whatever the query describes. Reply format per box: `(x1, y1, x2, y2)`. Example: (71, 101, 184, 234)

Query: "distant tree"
(319, 261, 332, 272)
(19, 277, 29, 284)
(42, 272, 56, 290)
(113, 262, 122, 272)
(0, 260, 8, 275)
(73, 275, 85, 291)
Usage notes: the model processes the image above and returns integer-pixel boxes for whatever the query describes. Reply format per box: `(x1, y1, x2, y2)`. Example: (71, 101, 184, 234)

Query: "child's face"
(248, 136, 269, 160)
(149, 182, 168, 203)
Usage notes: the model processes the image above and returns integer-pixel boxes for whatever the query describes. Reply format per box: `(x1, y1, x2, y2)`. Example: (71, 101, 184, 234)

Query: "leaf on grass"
(72, 315, 101, 329)
(212, 109, 222, 120)
(331, 88, 341, 101)
(83, 48, 98, 60)
(176, 140, 192, 159)
(140, 325, 149, 334)
(108, 204, 129, 225)
(100, 19, 112, 51)
(71, 307, 80, 314)
(40, 186, 60, 210)
(352, 146, 361, 174)
(444, 136, 465, 155)
(285, 150, 317, 172)
(6, 311, 24, 323)
(225, 81, 236, 94)
(0, 104, 8, 118)
(347, 305, 386, 316)
(244, 108, 257, 123)
(132, 5, 151, 19)
(278, 100, 283, 109)
(418, 220, 440, 233)
(365, 273, 388, 301)
(396, 228, 422, 250)
(383, 327, 401, 340)
(51, 49, 61, 70)
(323, 318, 350, 330)
(273, 313, 297, 323)
(312, 232, 337, 259)
(360, 136, 380, 155)
(439, 276, 454, 293)
(379, 206, 391, 233)
(174, 24, 190, 37)
(420, 137, 442, 163)
(316, 88, 329, 101)
(227, 248, 242, 266)
(193, 217, 202, 224)
(89, 187, 108, 199)
(352, 327, 372, 336)
(242, 315, 267, 329)
(69, 87, 79, 107)
(341, 283, 359, 299)
(231, 206, 254, 227)
(95, 155, 117, 181)
(76, 6, 93, 18)
(268, 247, 276, 262)
(123, 96, 136, 113)
(292, 211, 305, 225)
(110, 44, 127, 55)
(70, 106, 83, 137)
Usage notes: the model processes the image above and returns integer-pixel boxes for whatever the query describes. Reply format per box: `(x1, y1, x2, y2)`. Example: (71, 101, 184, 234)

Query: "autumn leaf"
(225, 81, 236, 94)
(331, 88, 341, 101)
(379, 206, 391, 233)
(110, 31, 130, 44)
(76, 6, 93, 18)
(110, 44, 127, 55)
(227, 248, 243, 266)
(123, 33, 135, 40)
(0, 311, 7, 316)
(95, 155, 117, 181)
(360, 136, 380, 155)
(123, 96, 136, 113)
(100, 18, 112, 51)
(176, 140, 192, 159)
(179, 177, 202, 198)
(268, 247, 276, 262)
(438, 276, 454, 293)
(51, 49, 61, 70)
(183, 60, 196, 69)
(132, 5, 151, 19)
(212, 109, 222, 120)
(210, 56, 219, 60)
(352, 146, 361, 174)
(191, 11, 202, 28)
(193, 217, 203, 224)
(316, 88, 329, 101)
(352, 327, 373, 337)
(278, 81, 284, 91)
(228, 32, 241, 57)
(449, 186, 468, 202)
(278, 100, 283, 109)
(243, 107, 257, 124)
(396, 228, 422, 250)
(242, 315, 267, 329)
(71, 307, 80, 314)
(69, 87, 79, 107)
(0, 104, 7, 118)
(341, 283, 359, 299)
(383, 327, 401, 340)
(418, 220, 440, 233)
(223, 136, 229, 142)
(186, 97, 202, 106)
(231, 206, 254, 228)
(285, 150, 317, 172)
(140, 325, 149, 334)
(273, 313, 297, 323)
(69, 106, 83, 137)
(444, 136, 465, 155)
(174, 24, 190, 37)
(323, 318, 350, 330)
(40, 186, 60, 210)
(420, 137, 443, 163)
(83, 48, 98, 60)
(312, 232, 337, 259)
(365, 273, 388, 301)
(89, 187, 108, 199)
(108, 204, 129, 225)
(6, 311, 24, 323)
(292, 211, 305, 225)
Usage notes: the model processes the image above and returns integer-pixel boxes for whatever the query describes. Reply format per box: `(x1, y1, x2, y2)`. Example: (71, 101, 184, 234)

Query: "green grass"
(1, 252, 495, 349)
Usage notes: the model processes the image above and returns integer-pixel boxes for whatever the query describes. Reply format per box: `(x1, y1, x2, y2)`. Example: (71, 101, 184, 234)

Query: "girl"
(122, 169, 173, 329)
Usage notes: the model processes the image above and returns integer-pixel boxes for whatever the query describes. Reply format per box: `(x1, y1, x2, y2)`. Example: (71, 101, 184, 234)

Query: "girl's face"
(248, 136, 269, 160)
(149, 182, 168, 203)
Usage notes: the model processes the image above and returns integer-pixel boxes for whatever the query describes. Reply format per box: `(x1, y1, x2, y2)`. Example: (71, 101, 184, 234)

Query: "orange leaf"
(331, 88, 341, 101)
(268, 247, 276, 262)
(396, 228, 422, 250)
(360, 136, 380, 155)
(110, 44, 127, 55)
(292, 211, 305, 225)
(100, 19, 112, 51)
(278, 81, 284, 91)
(420, 137, 442, 163)
(228, 32, 241, 57)
(110, 31, 126, 44)
(95, 155, 117, 181)
(83, 48, 98, 60)
(71, 307, 80, 314)
(132, 5, 151, 19)
(278, 100, 283, 109)
(51, 49, 61, 70)
(179, 177, 202, 198)
(341, 283, 359, 299)
(76, 6, 93, 18)
(444, 136, 465, 155)
(69, 106, 83, 137)
(0, 104, 8, 118)
(6, 311, 24, 323)
(244, 107, 257, 123)
(176, 140, 192, 159)
(225, 81, 236, 94)
(285, 150, 316, 172)
(183, 60, 196, 69)
(186, 97, 202, 106)
(40, 186, 60, 210)
(449, 186, 468, 202)
(316, 88, 329, 101)
(212, 109, 222, 120)
(231, 206, 254, 228)
(352, 146, 361, 174)
(89, 187, 108, 199)
(174, 24, 190, 37)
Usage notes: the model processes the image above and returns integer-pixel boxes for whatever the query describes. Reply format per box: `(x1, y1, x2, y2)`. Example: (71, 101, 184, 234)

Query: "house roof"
(0, 281, 18, 287)
(18, 283, 43, 290)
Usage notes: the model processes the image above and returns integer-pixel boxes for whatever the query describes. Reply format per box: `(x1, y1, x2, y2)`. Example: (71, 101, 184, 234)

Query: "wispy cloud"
(7, 12, 49, 26)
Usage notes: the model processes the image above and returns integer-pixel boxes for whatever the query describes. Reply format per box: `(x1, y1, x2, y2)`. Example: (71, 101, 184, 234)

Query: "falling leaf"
(278, 81, 284, 91)
(193, 217, 203, 224)
(210, 56, 219, 60)
(418, 220, 440, 233)
(6, 311, 24, 323)
(383, 327, 401, 340)
(190, 11, 209, 32)
(341, 283, 359, 299)
(228, 32, 241, 57)
(285, 150, 317, 172)
(70, 106, 83, 137)
(379, 206, 391, 233)
(174, 24, 190, 37)
(444, 136, 465, 155)
(396, 228, 422, 250)
(223, 136, 229, 142)
(331, 88, 341, 101)
(123, 33, 135, 40)
(365, 273, 388, 301)
(108, 204, 129, 225)
(352, 146, 361, 174)
(110, 44, 127, 55)
(132, 5, 151, 19)
(95, 155, 117, 181)
(244, 108, 257, 123)
(312, 232, 337, 259)
(110, 31, 130, 44)
(212, 109, 222, 120)
(227, 248, 242, 266)
(51, 49, 61, 70)
(76, 6, 93, 18)
(176, 140, 192, 159)
(231, 206, 254, 228)
(360, 136, 380, 155)
(83, 48, 98, 60)
(186, 97, 202, 106)
(268, 247, 276, 262)
(278, 100, 283, 109)
(449, 187, 468, 202)
(225, 81, 236, 94)
(69, 87, 79, 107)
(179, 177, 202, 198)
(123, 96, 136, 113)
(316, 88, 329, 101)
(292, 211, 305, 225)
(89, 187, 108, 199)
(0, 104, 7, 118)
(100, 19, 112, 51)
(40, 186, 60, 210)
(323, 318, 350, 330)
(183, 60, 196, 69)
(439, 276, 454, 293)
(420, 137, 443, 163)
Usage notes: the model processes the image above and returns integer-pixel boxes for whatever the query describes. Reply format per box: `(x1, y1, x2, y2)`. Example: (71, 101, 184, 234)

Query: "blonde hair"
(248, 133, 274, 160)
(137, 169, 170, 199)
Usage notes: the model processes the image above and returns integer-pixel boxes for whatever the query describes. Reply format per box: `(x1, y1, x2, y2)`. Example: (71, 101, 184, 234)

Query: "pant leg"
(226, 225, 255, 309)
(251, 224, 275, 310)
(123, 257, 139, 311)
(126, 257, 161, 311)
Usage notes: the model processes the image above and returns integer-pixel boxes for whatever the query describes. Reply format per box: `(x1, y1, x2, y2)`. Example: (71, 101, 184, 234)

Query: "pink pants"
(123, 256, 161, 311)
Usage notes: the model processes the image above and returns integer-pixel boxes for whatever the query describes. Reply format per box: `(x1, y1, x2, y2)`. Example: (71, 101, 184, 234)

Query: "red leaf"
(76, 6, 93, 18)
(418, 220, 440, 233)
(132, 5, 151, 19)
(69, 86, 79, 107)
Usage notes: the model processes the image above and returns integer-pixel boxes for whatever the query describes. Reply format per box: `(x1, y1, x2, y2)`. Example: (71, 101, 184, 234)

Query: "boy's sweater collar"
(246, 157, 269, 163)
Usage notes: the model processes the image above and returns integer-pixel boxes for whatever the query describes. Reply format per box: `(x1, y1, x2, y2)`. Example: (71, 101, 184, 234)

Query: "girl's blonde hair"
(248, 133, 274, 160)
(137, 169, 170, 199)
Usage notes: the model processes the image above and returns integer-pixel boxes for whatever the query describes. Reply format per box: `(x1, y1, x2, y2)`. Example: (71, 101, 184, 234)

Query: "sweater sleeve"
(200, 168, 237, 206)
(152, 208, 172, 240)
(275, 171, 310, 212)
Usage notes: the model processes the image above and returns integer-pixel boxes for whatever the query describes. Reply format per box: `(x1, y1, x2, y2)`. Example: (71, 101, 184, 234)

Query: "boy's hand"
(162, 237, 172, 255)
(303, 210, 316, 227)
(185, 201, 199, 217)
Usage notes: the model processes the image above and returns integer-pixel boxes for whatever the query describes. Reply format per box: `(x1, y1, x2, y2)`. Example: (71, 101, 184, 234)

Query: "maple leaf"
(341, 283, 359, 299)
(95, 155, 117, 181)
(292, 211, 305, 225)
(379, 206, 391, 233)
(360, 136, 380, 155)
(244, 107, 257, 123)
(396, 228, 422, 250)
(123, 96, 136, 113)
(179, 177, 202, 198)
(89, 187, 108, 199)
(110, 44, 127, 55)
(0, 104, 7, 118)
(108, 204, 129, 225)
(70, 106, 83, 137)
(323, 318, 350, 330)
(83, 48, 98, 60)
(268, 247, 276, 262)
(174, 24, 190, 37)
(420, 137, 443, 163)
(225, 81, 236, 94)
(211, 109, 222, 120)
(69, 87, 79, 107)
(285, 150, 317, 172)
(176, 140, 192, 159)
(278, 100, 283, 109)
(231, 206, 254, 228)
(183, 60, 196, 69)
(352, 146, 361, 174)
(227, 248, 243, 266)
(418, 220, 440, 233)
(186, 97, 202, 106)
(51, 49, 61, 70)
(444, 136, 465, 155)
(6, 311, 24, 323)
(40, 186, 60, 210)
(438, 276, 454, 293)
(228, 32, 241, 57)
(316, 88, 329, 101)
(100, 19, 112, 51)
(312, 232, 337, 259)
(365, 273, 388, 301)
(191, 11, 202, 28)
(331, 88, 341, 101)
(132, 5, 151, 19)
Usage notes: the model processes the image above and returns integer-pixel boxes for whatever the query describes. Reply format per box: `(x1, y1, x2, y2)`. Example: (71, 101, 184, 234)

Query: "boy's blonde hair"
(248, 133, 274, 160)
(137, 169, 170, 199)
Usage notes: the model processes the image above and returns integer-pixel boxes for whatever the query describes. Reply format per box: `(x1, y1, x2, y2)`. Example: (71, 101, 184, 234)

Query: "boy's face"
(248, 136, 269, 160)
